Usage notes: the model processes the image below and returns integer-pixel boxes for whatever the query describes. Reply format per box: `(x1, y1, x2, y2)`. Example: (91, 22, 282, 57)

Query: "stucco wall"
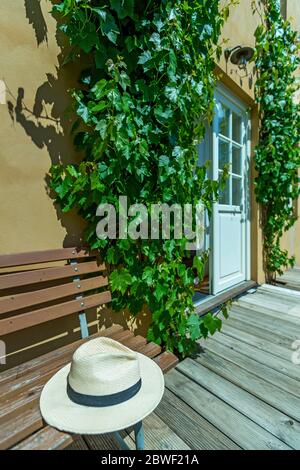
(220, 0, 258, 101)
(0, 1, 299, 366)
(288, 0, 300, 31)
(0, 0, 85, 255)
(0, 1, 298, 268)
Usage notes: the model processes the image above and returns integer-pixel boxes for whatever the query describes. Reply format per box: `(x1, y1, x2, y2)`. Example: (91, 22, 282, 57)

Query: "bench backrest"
(0, 247, 111, 339)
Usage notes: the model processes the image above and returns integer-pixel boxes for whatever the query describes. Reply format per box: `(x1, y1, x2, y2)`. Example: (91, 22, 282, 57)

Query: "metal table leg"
(113, 431, 131, 451)
(113, 421, 144, 450)
(134, 421, 144, 450)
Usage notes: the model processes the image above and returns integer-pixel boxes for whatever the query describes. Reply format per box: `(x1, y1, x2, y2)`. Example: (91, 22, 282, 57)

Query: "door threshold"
(193, 292, 214, 308)
(194, 280, 258, 316)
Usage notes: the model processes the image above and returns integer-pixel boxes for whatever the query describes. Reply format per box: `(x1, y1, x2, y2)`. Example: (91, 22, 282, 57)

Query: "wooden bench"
(0, 247, 178, 450)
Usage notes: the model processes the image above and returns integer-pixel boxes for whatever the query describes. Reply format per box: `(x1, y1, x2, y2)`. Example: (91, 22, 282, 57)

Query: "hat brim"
(40, 352, 164, 434)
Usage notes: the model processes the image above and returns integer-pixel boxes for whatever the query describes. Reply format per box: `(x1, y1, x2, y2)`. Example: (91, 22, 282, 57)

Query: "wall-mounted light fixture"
(224, 45, 254, 69)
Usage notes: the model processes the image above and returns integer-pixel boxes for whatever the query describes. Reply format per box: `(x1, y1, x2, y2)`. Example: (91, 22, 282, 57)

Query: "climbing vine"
(253, 0, 300, 282)
(50, 0, 235, 356)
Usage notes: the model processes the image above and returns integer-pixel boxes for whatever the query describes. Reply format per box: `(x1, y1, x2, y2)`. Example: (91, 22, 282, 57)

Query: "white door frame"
(210, 84, 251, 294)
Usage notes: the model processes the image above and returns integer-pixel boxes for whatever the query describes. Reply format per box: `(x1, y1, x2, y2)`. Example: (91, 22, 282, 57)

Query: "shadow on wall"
(24, 0, 48, 45)
(224, 57, 255, 91)
(6, 0, 85, 248)
(1, 2, 151, 366)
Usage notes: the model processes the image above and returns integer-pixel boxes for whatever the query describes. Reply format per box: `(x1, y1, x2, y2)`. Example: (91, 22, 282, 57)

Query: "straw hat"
(40, 337, 164, 434)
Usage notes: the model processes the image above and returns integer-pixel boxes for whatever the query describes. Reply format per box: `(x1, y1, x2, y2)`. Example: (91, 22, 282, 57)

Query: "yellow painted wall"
(0, 1, 299, 366)
(0, 0, 85, 255)
(0, 0, 92, 368)
(1, 1, 298, 274)
(288, 0, 300, 31)
(220, 0, 258, 101)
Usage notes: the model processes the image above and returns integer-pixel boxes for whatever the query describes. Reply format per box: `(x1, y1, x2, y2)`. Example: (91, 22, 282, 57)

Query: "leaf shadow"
(5, 11, 86, 247)
(24, 0, 48, 46)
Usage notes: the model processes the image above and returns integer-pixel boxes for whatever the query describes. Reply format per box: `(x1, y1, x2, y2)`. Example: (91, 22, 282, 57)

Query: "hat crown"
(68, 338, 141, 397)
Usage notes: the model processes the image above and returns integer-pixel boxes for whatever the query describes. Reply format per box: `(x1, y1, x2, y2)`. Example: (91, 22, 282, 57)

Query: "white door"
(211, 87, 250, 295)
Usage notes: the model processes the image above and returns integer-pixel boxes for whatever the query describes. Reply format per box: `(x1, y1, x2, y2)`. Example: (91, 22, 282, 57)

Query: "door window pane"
(232, 112, 242, 143)
(232, 146, 242, 175)
(218, 103, 230, 137)
(219, 139, 230, 169)
(219, 174, 230, 205)
(232, 176, 242, 206)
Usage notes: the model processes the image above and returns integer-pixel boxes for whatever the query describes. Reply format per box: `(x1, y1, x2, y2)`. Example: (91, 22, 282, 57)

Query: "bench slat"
(0, 291, 111, 335)
(153, 351, 179, 372)
(0, 377, 49, 421)
(0, 342, 161, 419)
(0, 333, 164, 450)
(0, 247, 178, 451)
(1, 337, 164, 416)
(0, 407, 43, 450)
(0, 327, 124, 400)
(0, 247, 95, 268)
(12, 426, 74, 451)
(0, 325, 123, 387)
(0, 275, 108, 315)
(123, 335, 147, 351)
(134, 342, 161, 358)
(0, 261, 105, 290)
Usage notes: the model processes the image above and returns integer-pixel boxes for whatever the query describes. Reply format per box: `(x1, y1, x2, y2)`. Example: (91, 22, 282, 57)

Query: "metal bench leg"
(70, 260, 89, 339)
(134, 421, 144, 450)
(78, 311, 89, 338)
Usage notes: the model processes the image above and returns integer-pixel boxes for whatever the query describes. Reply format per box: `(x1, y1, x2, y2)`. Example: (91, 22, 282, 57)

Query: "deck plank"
(179, 357, 300, 449)
(203, 338, 300, 398)
(83, 434, 121, 450)
(213, 332, 300, 381)
(193, 351, 300, 421)
(155, 389, 240, 450)
(66, 437, 89, 450)
(236, 297, 300, 324)
(238, 294, 300, 321)
(230, 305, 300, 341)
(220, 323, 296, 363)
(165, 368, 291, 450)
(277, 269, 300, 292)
(234, 292, 300, 327)
(124, 412, 190, 450)
(4, 274, 300, 451)
(261, 282, 300, 299)
(225, 313, 296, 349)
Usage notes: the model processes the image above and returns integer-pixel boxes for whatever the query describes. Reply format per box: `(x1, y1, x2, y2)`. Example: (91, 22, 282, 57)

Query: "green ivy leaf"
(187, 314, 201, 341)
(193, 256, 204, 279)
(158, 155, 169, 167)
(101, 13, 119, 44)
(109, 0, 135, 19)
(50, 0, 236, 357)
(138, 50, 152, 65)
(91, 7, 107, 21)
(110, 269, 133, 294)
(77, 102, 90, 123)
(165, 85, 179, 103)
(203, 313, 222, 336)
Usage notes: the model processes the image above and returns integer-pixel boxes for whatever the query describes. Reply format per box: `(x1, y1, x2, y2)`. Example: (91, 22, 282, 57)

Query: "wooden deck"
(69, 273, 300, 450)
(277, 266, 300, 292)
